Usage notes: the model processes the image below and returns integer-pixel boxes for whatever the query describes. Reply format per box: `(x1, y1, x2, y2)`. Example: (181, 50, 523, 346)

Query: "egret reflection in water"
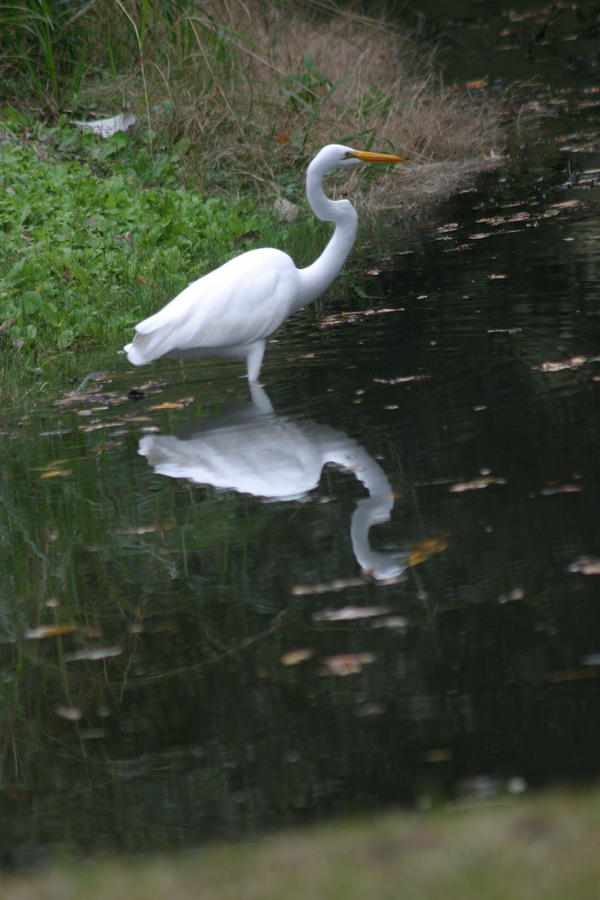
(139, 385, 408, 581)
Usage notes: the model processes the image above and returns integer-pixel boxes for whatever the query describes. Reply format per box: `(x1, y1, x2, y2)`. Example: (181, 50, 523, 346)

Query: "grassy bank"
(0, 0, 503, 389)
(3, 787, 599, 899)
(1, 0, 502, 192)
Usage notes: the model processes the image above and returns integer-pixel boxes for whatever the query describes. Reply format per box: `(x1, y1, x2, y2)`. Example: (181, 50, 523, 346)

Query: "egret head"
(312, 143, 407, 173)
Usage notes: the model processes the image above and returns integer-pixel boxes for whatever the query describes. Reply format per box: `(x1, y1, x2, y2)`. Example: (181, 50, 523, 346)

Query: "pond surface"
(1, 0, 600, 869)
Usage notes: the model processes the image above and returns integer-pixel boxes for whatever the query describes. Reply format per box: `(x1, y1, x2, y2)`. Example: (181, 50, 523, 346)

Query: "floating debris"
(533, 356, 589, 372)
(373, 375, 430, 385)
(291, 576, 366, 596)
(371, 615, 409, 630)
(581, 654, 600, 667)
(64, 646, 123, 662)
(148, 398, 195, 411)
(55, 705, 83, 721)
(320, 652, 376, 677)
(313, 605, 391, 622)
(548, 667, 600, 683)
(568, 556, 600, 575)
(539, 483, 582, 496)
(449, 474, 505, 493)
(319, 307, 404, 328)
(281, 649, 314, 667)
(39, 469, 72, 480)
(24, 624, 77, 640)
(498, 587, 525, 604)
(117, 523, 175, 535)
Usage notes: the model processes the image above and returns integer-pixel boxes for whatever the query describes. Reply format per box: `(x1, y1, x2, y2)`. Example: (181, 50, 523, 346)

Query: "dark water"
(1, 1, 600, 869)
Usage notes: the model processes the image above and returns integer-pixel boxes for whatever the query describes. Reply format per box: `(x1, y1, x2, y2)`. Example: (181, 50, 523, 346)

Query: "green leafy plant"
(0, 127, 268, 361)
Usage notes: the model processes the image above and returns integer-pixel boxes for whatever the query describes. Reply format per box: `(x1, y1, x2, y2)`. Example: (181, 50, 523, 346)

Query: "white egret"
(124, 144, 406, 382)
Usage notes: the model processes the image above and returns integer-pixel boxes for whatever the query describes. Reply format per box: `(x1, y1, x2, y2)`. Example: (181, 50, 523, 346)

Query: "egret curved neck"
(295, 162, 359, 310)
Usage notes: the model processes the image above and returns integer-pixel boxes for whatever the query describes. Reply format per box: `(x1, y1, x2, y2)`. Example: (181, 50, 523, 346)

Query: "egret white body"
(124, 144, 405, 382)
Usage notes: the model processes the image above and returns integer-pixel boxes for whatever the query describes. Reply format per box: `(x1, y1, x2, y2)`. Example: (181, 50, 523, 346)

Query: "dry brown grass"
(88, 0, 504, 209)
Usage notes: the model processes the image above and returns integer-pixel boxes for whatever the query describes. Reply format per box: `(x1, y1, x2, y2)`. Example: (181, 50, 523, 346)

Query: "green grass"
(2, 787, 600, 898)
(0, 117, 326, 378)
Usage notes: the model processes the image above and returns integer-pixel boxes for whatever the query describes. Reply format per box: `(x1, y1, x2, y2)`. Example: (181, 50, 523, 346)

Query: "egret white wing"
(128, 248, 299, 364)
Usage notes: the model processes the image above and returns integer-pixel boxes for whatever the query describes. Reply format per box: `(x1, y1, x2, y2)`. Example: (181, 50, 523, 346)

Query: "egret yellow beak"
(351, 150, 407, 164)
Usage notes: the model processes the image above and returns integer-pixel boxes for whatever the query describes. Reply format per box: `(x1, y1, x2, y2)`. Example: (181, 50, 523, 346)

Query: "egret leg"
(246, 341, 266, 384)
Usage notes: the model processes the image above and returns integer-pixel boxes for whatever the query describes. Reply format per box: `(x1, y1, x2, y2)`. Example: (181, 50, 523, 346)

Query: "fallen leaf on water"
(25, 624, 77, 640)
(320, 653, 375, 677)
(550, 199, 581, 209)
(444, 243, 473, 253)
(150, 623, 181, 635)
(117, 523, 175, 535)
(64, 646, 122, 662)
(319, 308, 403, 327)
(581, 654, 600, 666)
(409, 535, 449, 566)
(373, 375, 430, 385)
(498, 587, 525, 604)
(548, 668, 600, 683)
(281, 649, 314, 667)
(568, 556, 600, 575)
(55, 705, 82, 721)
(291, 577, 365, 596)
(487, 327, 522, 335)
(92, 441, 124, 452)
(54, 389, 127, 409)
(148, 398, 194, 411)
(40, 469, 73, 480)
(80, 420, 127, 433)
(449, 475, 502, 493)
(313, 605, 390, 622)
(539, 483, 582, 496)
(372, 615, 409, 630)
(533, 356, 587, 372)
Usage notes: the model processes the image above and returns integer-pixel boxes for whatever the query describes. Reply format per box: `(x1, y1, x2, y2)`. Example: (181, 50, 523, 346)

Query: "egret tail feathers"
(124, 325, 178, 365)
